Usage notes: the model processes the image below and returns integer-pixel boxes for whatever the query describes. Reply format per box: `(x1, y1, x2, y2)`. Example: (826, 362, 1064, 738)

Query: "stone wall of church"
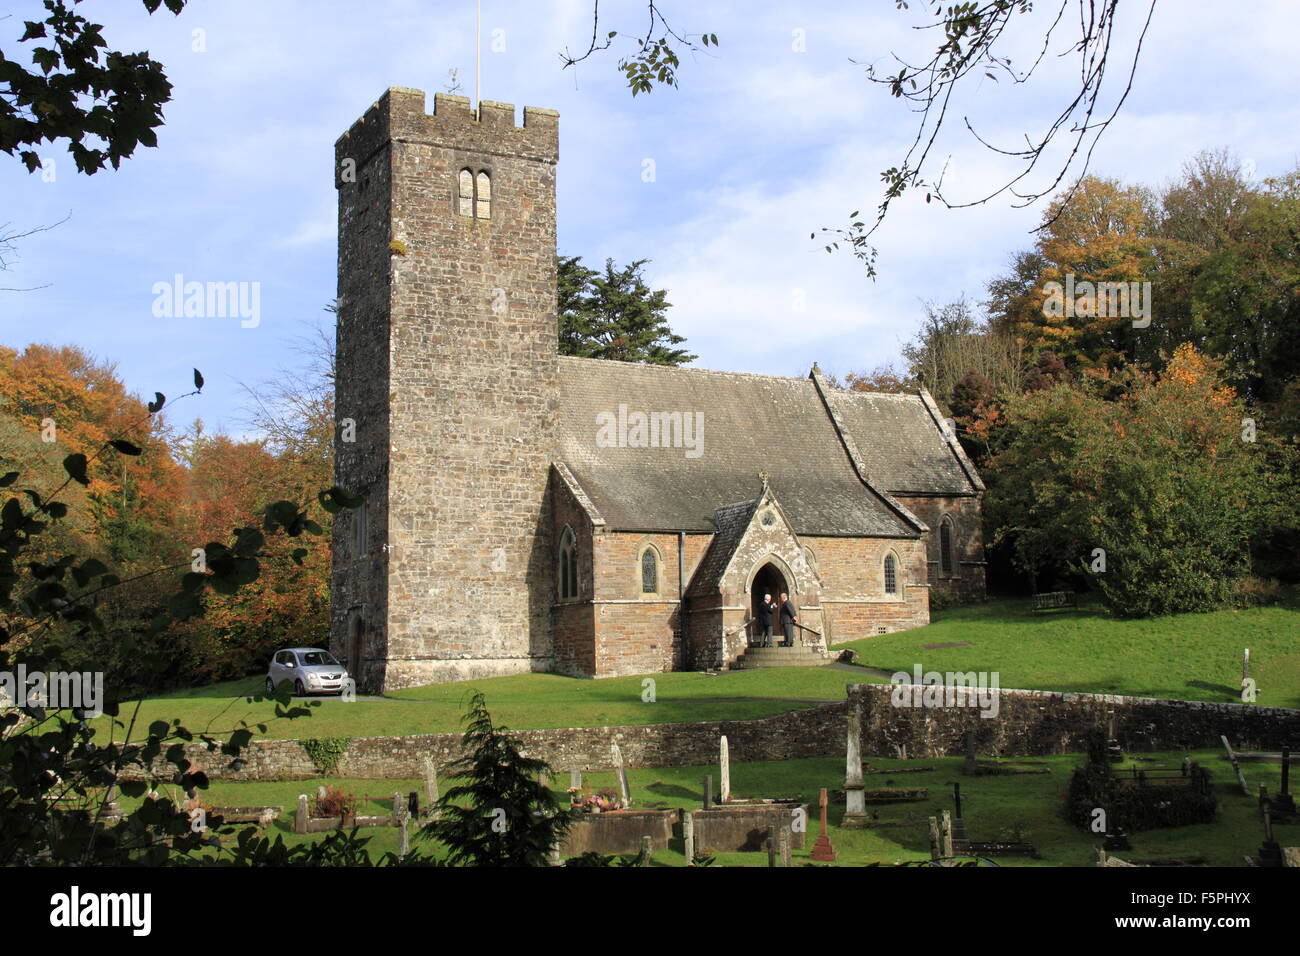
(587, 531, 710, 677)
(551, 471, 596, 676)
(895, 495, 986, 604)
(334, 88, 561, 690)
(803, 535, 930, 644)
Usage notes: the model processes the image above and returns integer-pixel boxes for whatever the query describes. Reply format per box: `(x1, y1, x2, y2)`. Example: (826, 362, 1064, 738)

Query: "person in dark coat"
(779, 592, 798, 646)
(756, 593, 775, 647)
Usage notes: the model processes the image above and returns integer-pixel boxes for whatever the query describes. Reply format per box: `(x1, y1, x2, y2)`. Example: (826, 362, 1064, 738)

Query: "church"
(330, 88, 986, 693)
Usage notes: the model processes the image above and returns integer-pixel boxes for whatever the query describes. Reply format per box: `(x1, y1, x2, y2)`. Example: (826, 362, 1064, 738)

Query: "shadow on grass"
(1185, 679, 1239, 698)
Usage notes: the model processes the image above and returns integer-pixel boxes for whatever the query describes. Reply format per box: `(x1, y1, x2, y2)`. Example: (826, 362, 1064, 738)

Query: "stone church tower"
(331, 88, 560, 691)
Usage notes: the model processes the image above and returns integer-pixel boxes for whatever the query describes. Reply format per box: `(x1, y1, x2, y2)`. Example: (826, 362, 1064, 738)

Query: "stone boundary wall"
(124, 684, 1300, 782)
(132, 702, 850, 782)
(848, 683, 1300, 758)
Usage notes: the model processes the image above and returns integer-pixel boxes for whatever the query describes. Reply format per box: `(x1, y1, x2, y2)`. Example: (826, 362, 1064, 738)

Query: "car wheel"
(295, 679, 305, 697)
(265, 677, 275, 695)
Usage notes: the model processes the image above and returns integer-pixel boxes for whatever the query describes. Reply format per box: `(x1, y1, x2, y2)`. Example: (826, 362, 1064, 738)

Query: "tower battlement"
(335, 87, 558, 186)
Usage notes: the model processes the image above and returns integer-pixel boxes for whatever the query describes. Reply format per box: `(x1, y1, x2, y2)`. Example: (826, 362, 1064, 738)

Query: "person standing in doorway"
(779, 592, 798, 646)
(757, 593, 775, 647)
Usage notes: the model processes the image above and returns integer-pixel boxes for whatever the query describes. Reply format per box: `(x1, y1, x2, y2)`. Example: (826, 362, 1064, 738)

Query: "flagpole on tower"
(475, 0, 481, 117)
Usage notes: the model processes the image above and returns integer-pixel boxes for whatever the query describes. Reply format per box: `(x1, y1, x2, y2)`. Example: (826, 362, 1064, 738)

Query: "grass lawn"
(128, 748, 1297, 866)
(840, 598, 1300, 709)
(84, 597, 1297, 745)
(86, 668, 854, 744)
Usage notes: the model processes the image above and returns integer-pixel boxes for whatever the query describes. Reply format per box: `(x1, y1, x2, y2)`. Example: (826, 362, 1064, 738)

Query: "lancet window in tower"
(457, 168, 474, 217)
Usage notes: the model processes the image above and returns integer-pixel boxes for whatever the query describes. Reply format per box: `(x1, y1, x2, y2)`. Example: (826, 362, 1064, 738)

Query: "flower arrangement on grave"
(569, 787, 620, 813)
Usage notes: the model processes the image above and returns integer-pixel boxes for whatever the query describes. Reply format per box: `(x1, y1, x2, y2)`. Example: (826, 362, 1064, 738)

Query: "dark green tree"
(422, 692, 571, 867)
(557, 255, 695, 365)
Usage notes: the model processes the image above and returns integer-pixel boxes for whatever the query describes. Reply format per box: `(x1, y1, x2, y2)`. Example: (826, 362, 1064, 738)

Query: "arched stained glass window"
(558, 526, 578, 600)
(641, 548, 658, 594)
(940, 517, 954, 576)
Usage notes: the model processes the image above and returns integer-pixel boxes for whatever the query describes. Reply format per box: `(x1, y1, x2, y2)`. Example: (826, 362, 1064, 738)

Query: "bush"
(312, 786, 358, 819)
(1233, 576, 1284, 607)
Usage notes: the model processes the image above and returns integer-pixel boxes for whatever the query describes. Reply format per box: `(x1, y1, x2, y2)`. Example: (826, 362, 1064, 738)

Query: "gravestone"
(766, 836, 776, 867)
(928, 816, 942, 860)
(424, 758, 439, 818)
(963, 728, 978, 775)
(683, 811, 695, 864)
(842, 708, 867, 827)
(950, 783, 970, 853)
(295, 794, 309, 834)
(391, 790, 406, 827)
(569, 768, 583, 791)
(639, 835, 652, 867)
(778, 826, 792, 867)
(1221, 736, 1251, 796)
(611, 742, 631, 809)
(941, 810, 954, 858)
(719, 735, 731, 804)
(703, 774, 713, 811)
(1275, 749, 1296, 814)
(810, 788, 836, 862)
(1258, 807, 1284, 867)
(398, 817, 409, 859)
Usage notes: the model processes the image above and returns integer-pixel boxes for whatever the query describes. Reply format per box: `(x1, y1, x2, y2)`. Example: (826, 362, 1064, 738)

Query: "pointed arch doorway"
(749, 561, 789, 646)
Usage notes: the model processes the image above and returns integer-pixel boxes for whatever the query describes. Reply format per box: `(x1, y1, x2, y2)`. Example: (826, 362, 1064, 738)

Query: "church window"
(475, 171, 492, 219)
(884, 553, 898, 596)
(558, 526, 578, 600)
(641, 547, 659, 594)
(458, 169, 474, 217)
(940, 517, 954, 576)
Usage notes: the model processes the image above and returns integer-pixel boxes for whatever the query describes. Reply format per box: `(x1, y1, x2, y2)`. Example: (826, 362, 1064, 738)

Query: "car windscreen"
(301, 652, 339, 666)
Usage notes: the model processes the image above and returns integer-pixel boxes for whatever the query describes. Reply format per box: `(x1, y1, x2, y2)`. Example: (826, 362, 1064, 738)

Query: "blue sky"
(2, 0, 1296, 438)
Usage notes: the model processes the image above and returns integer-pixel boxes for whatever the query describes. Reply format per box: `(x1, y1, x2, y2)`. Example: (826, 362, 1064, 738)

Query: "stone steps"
(731, 645, 827, 669)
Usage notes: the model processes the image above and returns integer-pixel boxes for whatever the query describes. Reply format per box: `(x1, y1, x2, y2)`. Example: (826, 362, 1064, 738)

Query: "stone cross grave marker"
(810, 787, 836, 862)
(1277, 748, 1296, 814)
(778, 826, 792, 867)
(719, 735, 731, 804)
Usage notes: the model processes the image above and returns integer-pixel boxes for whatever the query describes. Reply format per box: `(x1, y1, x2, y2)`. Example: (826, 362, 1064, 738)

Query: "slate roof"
(556, 356, 976, 536)
(684, 498, 760, 598)
(826, 389, 983, 495)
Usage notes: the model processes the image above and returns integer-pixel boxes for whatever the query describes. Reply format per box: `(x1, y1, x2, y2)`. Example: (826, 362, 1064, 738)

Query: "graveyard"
(107, 748, 1299, 866)
(78, 596, 1300, 867)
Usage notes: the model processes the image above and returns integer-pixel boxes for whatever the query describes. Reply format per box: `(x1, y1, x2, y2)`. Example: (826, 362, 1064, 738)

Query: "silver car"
(265, 647, 350, 697)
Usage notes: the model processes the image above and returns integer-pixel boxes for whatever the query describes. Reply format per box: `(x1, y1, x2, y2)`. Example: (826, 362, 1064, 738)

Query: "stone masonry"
(332, 89, 560, 690)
